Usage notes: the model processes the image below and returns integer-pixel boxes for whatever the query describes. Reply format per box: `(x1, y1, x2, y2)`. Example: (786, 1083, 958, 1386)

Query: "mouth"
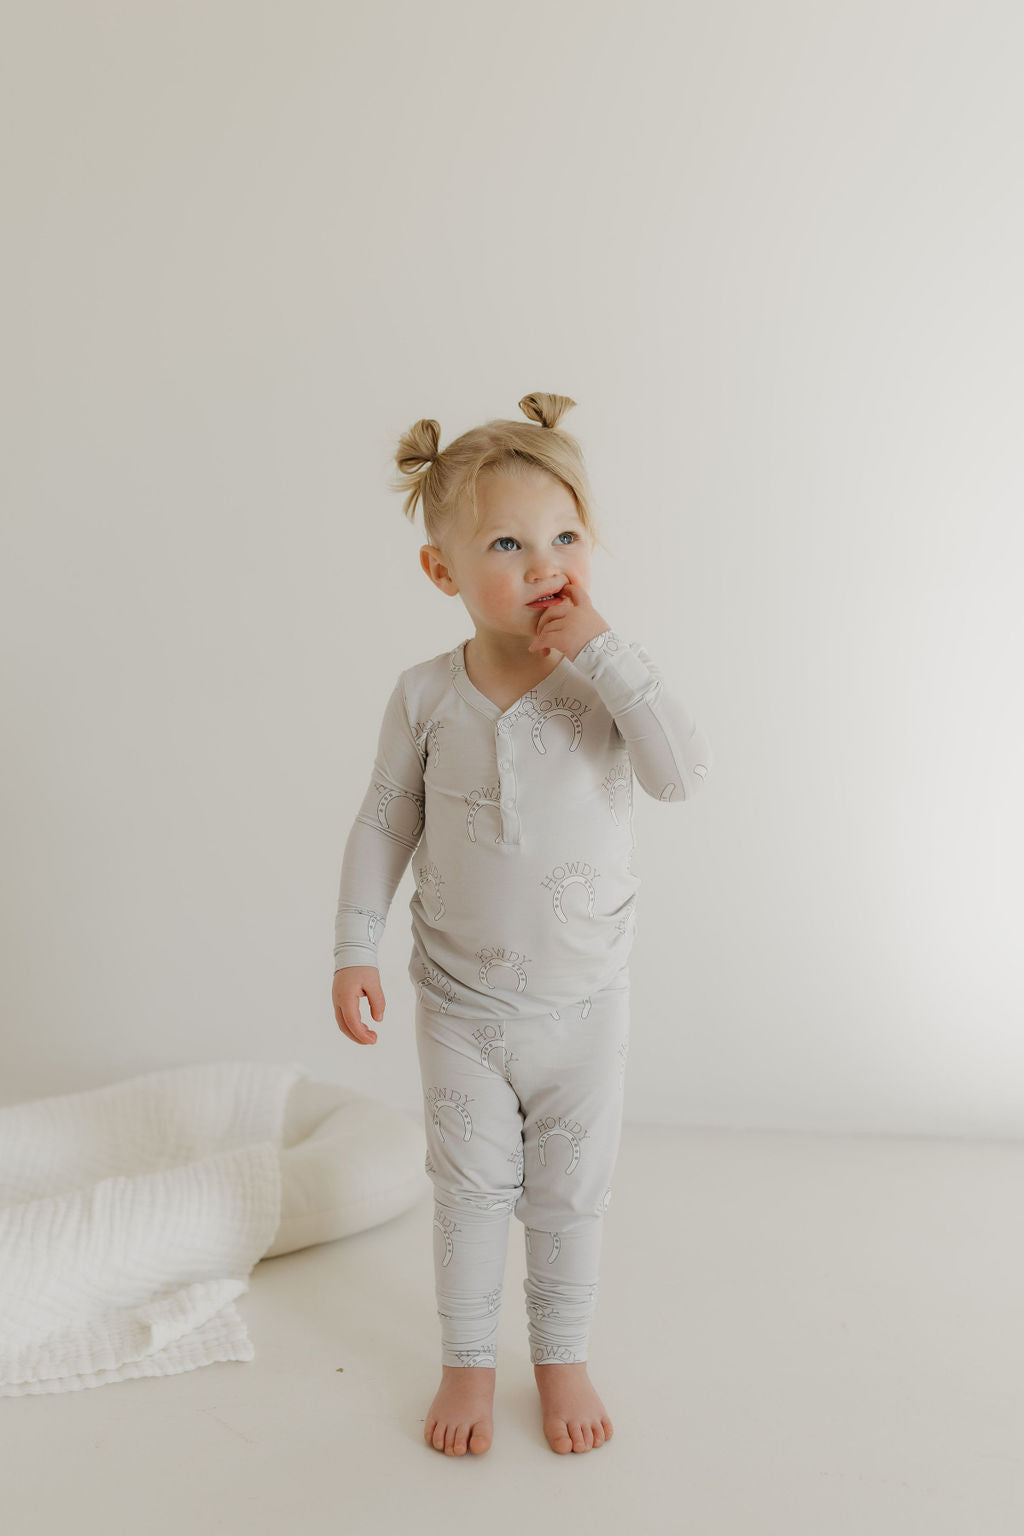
(527, 587, 566, 607)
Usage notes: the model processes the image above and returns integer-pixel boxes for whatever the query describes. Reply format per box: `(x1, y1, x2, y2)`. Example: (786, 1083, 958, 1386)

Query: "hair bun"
(395, 418, 441, 475)
(518, 392, 577, 431)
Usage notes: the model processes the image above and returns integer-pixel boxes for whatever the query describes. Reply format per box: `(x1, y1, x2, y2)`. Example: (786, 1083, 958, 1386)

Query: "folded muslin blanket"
(0, 1059, 309, 1396)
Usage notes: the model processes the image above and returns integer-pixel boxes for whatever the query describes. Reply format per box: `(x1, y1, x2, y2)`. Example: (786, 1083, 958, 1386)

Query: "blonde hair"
(391, 392, 610, 558)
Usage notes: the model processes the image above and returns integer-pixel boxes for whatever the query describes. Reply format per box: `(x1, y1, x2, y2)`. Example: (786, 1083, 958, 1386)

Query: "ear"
(420, 545, 458, 595)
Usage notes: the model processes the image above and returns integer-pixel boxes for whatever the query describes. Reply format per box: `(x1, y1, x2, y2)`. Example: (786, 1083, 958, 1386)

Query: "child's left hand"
(527, 574, 611, 662)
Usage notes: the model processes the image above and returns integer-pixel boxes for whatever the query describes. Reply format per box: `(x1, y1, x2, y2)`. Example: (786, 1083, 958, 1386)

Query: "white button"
(502, 798, 513, 808)
(500, 759, 511, 770)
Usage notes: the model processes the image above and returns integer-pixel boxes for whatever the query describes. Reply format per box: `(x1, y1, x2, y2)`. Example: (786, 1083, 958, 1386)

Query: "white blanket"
(0, 1059, 309, 1396)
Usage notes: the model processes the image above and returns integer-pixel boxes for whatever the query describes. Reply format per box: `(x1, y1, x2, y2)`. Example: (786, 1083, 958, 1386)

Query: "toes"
(569, 1421, 589, 1453)
(429, 1412, 492, 1456)
(582, 1422, 595, 1449)
(468, 1422, 492, 1454)
(545, 1417, 573, 1454)
(601, 1415, 614, 1440)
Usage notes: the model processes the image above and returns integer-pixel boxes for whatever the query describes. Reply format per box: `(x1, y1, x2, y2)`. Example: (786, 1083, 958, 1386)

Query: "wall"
(2, 0, 1021, 1134)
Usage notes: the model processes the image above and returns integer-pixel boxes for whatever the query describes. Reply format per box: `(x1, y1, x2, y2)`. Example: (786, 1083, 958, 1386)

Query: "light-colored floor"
(4, 1123, 1024, 1535)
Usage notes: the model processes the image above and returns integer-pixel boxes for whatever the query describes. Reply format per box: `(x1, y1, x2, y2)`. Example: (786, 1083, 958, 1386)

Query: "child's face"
(421, 469, 594, 648)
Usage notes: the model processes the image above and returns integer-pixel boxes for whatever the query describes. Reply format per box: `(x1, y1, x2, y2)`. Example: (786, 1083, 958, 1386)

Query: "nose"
(526, 556, 563, 583)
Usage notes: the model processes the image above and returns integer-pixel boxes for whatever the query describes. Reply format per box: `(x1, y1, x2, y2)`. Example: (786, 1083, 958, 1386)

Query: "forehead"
(473, 469, 582, 533)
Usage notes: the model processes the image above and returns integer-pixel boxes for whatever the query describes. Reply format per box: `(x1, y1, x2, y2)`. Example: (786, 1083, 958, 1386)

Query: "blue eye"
(491, 532, 578, 551)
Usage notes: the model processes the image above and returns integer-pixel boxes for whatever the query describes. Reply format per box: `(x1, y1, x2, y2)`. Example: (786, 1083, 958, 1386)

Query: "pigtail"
(518, 392, 577, 431)
(392, 418, 441, 526)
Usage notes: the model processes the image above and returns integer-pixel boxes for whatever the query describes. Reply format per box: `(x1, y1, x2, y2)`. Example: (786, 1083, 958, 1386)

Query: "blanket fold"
(0, 1059, 309, 1396)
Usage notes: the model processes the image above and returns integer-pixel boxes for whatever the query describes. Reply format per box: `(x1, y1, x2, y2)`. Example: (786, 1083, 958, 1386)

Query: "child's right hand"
(332, 965, 385, 1045)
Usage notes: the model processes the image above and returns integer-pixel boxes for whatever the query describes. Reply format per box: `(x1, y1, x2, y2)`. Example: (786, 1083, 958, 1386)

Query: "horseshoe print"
(522, 695, 585, 755)
(479, 1037, 512, 1081)
(347, 906, 386, 947)
(464, 786, 503, 844)
(454, 1345, 496, 1367)
(413, 717, 443, 763)
(416, 860, 446, 921)
(435, 1223, 453, 1267)
(604, 759, 633, 825)
(474, 1023, 515, 1083)
(479, 956, 529, 991)
(615, 894, 637, 936)
(525, 1227, 562, 1265)
(418, 964, 458, 1015)
(433, 1206, 459, 1268)
(427, 1087, 474, 1145)
(551, 873, 597, 924)
(527, 1300, 560, 1321)
(537, 1127, 582, 1176)
(373, 782, 424, 839)
(431, 1100, 473, 1144)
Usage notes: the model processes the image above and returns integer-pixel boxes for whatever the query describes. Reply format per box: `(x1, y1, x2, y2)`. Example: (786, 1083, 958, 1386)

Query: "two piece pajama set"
(333, 628, 712, 1366)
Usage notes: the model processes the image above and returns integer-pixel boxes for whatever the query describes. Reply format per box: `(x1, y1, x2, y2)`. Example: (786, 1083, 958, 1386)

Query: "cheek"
(478, 571, 518, 606)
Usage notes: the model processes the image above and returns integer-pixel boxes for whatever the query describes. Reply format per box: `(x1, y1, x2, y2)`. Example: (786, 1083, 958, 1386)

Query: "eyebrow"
(478, 519, 584, 538)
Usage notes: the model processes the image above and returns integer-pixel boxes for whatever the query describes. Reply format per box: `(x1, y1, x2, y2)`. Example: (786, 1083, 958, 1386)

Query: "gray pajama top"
(333, 628, 713, 1023)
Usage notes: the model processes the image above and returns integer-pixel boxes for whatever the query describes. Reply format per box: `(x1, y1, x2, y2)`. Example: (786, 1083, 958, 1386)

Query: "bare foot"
(533, 1361, 613, 1454)
(424, 1365, 496, 1456)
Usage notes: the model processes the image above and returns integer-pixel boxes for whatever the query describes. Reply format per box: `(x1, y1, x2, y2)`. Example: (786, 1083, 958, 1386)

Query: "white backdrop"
(2, 1, 1021, 1135)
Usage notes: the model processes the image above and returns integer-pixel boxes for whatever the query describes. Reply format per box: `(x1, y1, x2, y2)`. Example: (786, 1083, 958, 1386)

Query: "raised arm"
(333, 675, 426, 972)
(569, 629, 713, 803)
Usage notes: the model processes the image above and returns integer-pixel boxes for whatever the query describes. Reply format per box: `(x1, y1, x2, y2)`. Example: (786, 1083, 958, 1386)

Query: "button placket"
(497, 719, 518, 839)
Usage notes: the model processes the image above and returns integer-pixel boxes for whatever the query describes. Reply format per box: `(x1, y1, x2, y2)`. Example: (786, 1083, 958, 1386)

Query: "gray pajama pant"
(415, 975, 631, 1367)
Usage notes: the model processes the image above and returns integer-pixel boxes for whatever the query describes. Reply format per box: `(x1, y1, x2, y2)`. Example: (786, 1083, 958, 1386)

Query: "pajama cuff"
(333, 942, 381, 971)
(569, 629, 657, 717)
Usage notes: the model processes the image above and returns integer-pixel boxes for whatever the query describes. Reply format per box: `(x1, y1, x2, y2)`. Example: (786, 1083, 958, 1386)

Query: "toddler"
(331, 391, 713, 1456)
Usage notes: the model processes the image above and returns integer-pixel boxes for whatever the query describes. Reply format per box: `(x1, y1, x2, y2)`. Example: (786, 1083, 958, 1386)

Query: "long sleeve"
(333, 675, 426, 972)
(569, 628, 713, 802)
